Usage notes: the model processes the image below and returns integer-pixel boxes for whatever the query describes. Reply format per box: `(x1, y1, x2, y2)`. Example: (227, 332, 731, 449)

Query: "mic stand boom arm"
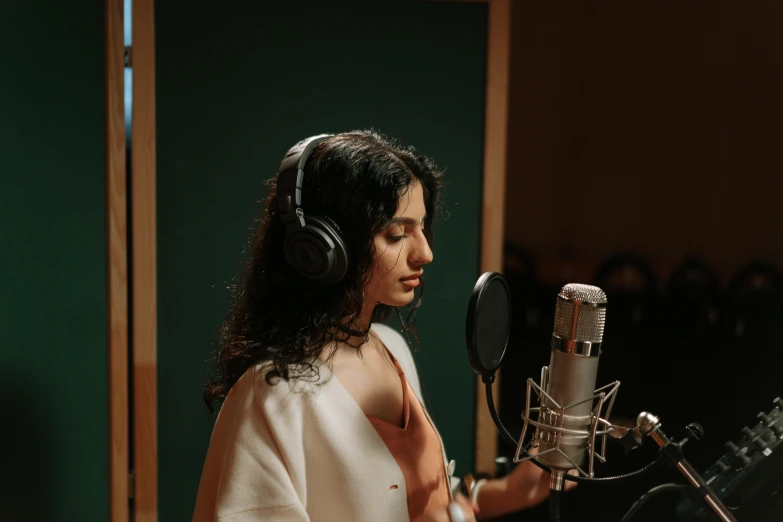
(637, 412, 738, 522)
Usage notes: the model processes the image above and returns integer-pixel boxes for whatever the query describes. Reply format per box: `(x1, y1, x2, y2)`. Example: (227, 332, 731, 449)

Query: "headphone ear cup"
(284, 214, 349, 285)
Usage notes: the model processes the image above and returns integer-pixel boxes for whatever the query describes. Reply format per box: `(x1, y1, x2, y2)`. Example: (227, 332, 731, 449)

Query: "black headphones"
(276, 134, 350, 285)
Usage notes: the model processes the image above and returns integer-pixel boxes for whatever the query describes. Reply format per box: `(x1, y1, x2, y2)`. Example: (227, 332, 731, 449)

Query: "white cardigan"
(192, 323, 458, 522)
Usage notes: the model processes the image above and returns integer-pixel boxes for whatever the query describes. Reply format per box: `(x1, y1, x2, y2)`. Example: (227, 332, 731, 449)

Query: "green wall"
(0, 2, 109, 521)
(155, 1, 487, 519)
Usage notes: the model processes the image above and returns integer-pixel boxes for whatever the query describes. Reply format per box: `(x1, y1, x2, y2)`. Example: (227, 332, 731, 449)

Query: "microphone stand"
(637, 412, 738, 522)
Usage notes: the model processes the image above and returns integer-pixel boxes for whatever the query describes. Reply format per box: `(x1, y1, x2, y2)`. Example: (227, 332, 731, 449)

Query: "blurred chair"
(593, 252, 660, 334)
(664, 257, 722, 343)
(725, 259, 783, 349)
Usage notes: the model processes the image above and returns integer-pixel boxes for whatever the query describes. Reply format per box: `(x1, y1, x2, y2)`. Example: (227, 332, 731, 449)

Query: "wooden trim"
(475, 0, 511, 475)
(132, 0, 158, 519)
(106, 0, 129, 519)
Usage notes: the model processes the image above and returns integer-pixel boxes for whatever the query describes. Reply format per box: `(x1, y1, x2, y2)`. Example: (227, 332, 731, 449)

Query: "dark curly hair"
(203, 130, 444, 409)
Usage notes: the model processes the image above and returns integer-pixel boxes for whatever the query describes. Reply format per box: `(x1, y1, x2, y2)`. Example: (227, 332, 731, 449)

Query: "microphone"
(531, 283, 609, 492)
(467, 274, 659, 521)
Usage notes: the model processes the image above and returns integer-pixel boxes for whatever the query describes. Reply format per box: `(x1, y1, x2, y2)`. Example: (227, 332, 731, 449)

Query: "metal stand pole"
(637, 412, 738, 522)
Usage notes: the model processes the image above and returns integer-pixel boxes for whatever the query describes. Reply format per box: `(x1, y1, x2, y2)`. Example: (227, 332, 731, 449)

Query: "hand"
(413, 494, 478, 522)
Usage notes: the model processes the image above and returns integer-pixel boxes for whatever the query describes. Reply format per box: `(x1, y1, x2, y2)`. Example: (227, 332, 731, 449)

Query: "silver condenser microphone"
(514, 283, 620, 493)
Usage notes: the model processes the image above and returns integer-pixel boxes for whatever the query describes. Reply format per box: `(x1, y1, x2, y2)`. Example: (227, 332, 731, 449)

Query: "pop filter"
(465, 271, 512, 381)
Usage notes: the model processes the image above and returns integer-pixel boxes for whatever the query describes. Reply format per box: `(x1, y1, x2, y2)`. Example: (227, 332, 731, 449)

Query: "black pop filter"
(465, 271, 512, 381)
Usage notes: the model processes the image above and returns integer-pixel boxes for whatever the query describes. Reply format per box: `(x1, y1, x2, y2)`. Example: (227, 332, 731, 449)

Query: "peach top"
(366, 355, 451, 521)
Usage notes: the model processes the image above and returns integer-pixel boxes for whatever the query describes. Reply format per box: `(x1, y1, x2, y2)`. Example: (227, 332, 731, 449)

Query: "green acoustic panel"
(156, 1, 486, 519)
(0, 2, 108, 522)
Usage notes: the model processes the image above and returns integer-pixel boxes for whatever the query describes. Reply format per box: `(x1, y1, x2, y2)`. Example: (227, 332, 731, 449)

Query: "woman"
(193, 131, 557, 522)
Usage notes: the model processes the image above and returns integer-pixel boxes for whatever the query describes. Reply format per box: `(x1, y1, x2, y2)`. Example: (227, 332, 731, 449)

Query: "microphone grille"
(553, 284, 607, 343)
(558, 283, 608, 304)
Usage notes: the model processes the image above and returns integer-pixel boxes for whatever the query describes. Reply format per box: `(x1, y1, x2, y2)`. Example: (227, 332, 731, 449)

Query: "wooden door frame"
(131, 0, 158, 520)
(106, 0, 129, 520)
(475, 0, 511, 475)
(106, 0, 157, 519)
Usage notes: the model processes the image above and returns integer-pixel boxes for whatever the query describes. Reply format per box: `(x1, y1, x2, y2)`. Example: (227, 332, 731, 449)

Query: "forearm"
(472, 467, 556, 520)
(474, 477, 519, 520)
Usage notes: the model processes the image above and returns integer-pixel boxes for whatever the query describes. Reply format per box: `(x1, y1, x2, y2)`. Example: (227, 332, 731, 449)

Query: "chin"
(379, 290, 416, 308)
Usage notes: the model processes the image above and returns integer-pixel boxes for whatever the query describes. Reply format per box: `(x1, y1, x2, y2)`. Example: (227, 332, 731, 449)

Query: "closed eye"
(388, 235, 407, 243)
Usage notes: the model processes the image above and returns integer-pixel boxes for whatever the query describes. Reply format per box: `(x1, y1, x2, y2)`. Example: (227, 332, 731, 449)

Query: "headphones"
(276, 134, 350, 285)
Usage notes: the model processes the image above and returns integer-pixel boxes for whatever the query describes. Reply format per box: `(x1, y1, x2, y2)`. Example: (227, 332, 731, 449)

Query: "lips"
(400, 272, 423, 289)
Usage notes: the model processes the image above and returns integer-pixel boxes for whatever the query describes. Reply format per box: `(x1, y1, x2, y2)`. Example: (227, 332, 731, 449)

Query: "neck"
(342, 300, 377, 348)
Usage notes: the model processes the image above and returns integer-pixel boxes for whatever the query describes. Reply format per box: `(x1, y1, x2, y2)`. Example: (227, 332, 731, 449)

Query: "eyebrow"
(388, 216, 426, 226)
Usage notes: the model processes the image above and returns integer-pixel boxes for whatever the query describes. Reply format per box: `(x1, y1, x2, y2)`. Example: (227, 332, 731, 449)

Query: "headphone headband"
(276, 134, 332, 219)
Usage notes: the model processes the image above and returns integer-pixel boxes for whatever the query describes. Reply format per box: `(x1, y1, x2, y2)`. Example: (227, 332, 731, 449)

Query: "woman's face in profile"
(365, 181, 433, 308)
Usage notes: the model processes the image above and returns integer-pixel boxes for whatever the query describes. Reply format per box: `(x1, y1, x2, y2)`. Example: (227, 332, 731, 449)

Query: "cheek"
(373, 242, 404, 278)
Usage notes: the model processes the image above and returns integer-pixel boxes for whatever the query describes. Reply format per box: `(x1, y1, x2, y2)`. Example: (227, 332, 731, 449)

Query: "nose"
(410, 234, 433, 266)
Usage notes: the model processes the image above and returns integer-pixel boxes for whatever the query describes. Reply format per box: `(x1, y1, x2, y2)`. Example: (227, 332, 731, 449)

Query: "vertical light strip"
(476, 0, 511, 475)
(132, 0, 157, 519)
(106, 0, 129, 519)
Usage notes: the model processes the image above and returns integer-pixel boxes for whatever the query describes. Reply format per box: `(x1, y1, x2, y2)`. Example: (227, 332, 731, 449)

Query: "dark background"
(498, 1, 783, 521)
(0, 2, 109, 521)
